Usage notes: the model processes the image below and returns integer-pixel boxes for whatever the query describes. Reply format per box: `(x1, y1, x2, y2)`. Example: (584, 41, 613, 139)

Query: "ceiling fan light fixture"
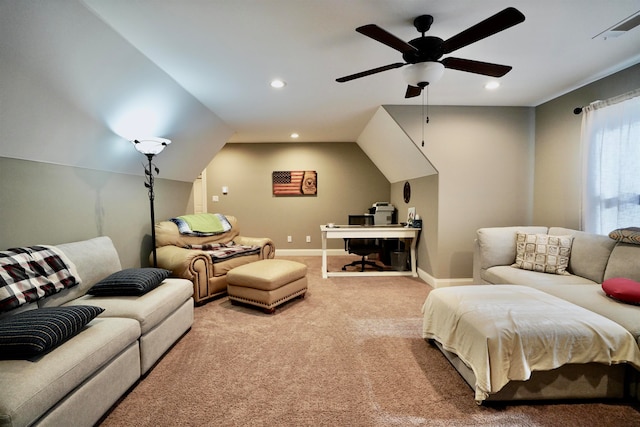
(402, 62, 445, 88)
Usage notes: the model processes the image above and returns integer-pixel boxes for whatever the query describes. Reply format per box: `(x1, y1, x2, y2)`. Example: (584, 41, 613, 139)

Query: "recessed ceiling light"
(270, 79, 286, 88)
(290, 133, 299, 139)
(484, 81, 500, 90)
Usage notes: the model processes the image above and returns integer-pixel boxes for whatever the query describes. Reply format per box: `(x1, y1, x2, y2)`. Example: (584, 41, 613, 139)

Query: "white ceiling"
(85, 0, 640, 144)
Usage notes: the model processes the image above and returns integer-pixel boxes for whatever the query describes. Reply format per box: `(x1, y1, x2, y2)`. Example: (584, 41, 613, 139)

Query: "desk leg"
(321, 231, 328, 279)
(409, 236, 418, 277)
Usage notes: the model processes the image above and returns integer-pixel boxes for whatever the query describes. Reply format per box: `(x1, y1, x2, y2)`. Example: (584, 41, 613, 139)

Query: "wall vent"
(593, 10, 640, 39)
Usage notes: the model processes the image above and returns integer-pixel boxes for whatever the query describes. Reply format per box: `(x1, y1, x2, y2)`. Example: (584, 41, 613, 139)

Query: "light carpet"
(98, 256, 640, 426)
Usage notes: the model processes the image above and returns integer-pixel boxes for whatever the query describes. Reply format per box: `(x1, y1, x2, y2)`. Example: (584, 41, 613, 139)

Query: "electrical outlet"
(306, 235, 311, 243)
(212, 195, 219, 202)
(287, 236, 292, 243)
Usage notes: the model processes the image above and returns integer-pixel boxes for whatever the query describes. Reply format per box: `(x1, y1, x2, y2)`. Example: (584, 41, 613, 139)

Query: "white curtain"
(580, 89, 640, 235)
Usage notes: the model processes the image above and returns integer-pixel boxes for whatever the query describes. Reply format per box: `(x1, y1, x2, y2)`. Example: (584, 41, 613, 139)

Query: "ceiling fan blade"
(442, 7, 525, 54)
(336, 62, 406, 83)
(356, 24, 418, 55)
(405, 85, 422, 98)
(441, 57, 512, 77)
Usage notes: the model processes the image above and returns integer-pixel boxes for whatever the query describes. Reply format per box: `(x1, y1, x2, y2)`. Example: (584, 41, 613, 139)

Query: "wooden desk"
(320, 225, 421, 278)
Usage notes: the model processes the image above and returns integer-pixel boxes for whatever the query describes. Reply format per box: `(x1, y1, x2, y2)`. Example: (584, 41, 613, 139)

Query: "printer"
(368, 202, 397, 225)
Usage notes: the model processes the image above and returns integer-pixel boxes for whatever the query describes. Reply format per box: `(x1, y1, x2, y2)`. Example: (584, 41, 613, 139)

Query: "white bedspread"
(422, 285, 640, 401)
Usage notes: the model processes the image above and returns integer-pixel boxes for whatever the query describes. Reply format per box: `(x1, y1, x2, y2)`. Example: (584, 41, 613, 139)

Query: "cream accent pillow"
(512, 232, 574, 275)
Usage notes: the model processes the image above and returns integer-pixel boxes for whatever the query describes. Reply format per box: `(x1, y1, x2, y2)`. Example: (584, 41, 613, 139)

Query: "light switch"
(222, 186, 228, 194)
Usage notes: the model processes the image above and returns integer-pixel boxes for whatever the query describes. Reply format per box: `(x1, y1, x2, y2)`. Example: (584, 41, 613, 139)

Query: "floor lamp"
(131, 137, 171, 267)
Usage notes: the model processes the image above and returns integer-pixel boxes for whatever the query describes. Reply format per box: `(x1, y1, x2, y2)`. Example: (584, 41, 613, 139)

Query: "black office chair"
(342, 214, 383, 272)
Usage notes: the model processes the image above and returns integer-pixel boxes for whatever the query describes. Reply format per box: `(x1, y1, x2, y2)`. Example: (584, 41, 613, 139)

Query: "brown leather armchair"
(153, 215, 275, 304)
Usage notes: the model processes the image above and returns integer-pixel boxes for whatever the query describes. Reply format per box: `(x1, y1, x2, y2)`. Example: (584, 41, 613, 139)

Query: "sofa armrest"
(476, 226, 548, 270)
(155, 246, 211, 280)
(234, 236, 276, 259)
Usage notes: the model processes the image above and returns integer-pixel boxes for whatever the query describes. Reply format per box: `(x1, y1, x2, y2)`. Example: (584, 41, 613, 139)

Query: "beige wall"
(385, 106, 535, 279)
(0, 157, 192, 268)
(3, 61, 636, 276)
(390, 175, 438, 277)
(203, 142, 390, 251)
(533, 63, 640, 228)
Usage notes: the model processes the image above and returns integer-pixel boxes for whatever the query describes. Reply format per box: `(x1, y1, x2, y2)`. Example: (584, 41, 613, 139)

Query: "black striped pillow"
(87, 268, 170, 296)
(0, 305, 104, 359)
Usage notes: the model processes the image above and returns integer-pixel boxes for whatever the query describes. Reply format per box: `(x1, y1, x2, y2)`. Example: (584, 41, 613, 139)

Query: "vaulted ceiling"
(2, 1, 639, 183)
(85, 0, 640, 143)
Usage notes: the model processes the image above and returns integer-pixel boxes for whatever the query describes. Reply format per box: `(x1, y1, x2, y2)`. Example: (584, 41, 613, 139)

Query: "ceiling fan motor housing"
(405, 36, 444, 63)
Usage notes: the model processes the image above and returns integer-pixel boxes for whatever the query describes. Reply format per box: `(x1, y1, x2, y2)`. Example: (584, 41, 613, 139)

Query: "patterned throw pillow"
(0, 305, 104, 359)
(87, 268, 170, 296)
(608, 227, 640, 245)
(512, 232, 574, 275)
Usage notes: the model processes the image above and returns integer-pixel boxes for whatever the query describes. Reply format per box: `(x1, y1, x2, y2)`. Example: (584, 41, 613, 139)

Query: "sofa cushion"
(512, 232, 573, 275)
(549, 227, 617, 283)
(608, 227, 640, 245)
(66, 278, 193, 334)
(0, 305, 104, 359)
(485, 266, 596, 287)
(476, 226, 548, 269)
(39, 236, 123, 308)
(602, 277, 640, 305)
(87, 268, 170, 296)
(0, 317, 140, 427)
(604, 243, 640, 282)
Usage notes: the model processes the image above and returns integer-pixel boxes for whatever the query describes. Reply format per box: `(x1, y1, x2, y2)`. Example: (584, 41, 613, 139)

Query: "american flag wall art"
(272, 171, 317, 196)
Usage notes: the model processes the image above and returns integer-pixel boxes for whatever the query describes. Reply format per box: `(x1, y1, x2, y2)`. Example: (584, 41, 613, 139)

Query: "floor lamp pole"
(132, 137, 170, 268)
(146, 153, 158, 268)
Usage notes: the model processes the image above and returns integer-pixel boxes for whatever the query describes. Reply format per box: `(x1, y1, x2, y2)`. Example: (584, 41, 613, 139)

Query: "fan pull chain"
(421, 87, 431, 147)
(425, 86, 430, 124)
(421, 90, 425, 147)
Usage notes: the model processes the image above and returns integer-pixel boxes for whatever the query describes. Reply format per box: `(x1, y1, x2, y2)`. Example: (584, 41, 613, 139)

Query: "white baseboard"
(417, 268, 473, 288)
(273, 253, 473, 287)
(275, 249, 347, 257)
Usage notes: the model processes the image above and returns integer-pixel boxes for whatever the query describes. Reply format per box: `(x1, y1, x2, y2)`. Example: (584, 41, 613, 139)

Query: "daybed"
(154, 214, 275, 304)
(0, 236, 194, 427)
(423, 226, 640, 403)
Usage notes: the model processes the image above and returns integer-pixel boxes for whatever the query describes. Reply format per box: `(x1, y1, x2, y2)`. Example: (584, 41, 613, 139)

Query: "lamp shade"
(402, 62, 445, 88)
(131, 137, 171, 155)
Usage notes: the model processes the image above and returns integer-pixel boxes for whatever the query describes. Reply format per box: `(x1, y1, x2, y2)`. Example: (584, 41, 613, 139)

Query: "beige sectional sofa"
(465, 225, 640, 401)
(0, 236, 194, 427)
(473, 226, 640, 345)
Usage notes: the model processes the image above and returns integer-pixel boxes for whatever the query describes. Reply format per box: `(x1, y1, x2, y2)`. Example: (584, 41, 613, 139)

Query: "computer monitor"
(348, 214, 374, 226)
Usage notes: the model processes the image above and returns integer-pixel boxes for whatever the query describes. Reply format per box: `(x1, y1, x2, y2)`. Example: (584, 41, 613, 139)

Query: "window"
(581, 90, 640, 235)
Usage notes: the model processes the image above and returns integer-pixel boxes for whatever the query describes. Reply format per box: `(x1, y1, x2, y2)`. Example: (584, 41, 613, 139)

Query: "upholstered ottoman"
(226, 259, 307, 313)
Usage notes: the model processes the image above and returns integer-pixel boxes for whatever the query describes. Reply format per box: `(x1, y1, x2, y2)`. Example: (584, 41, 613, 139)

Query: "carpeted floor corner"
(98, 256, 640, 426)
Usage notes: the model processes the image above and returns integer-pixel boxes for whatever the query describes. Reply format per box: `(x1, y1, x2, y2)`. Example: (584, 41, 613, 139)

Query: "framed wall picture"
(272, 171, 317, 196)
(407, 207, 416, 224)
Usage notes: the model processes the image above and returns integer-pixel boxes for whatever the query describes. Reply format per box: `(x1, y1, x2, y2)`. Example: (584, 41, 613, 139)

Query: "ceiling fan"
(336, 7, 525, 98)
